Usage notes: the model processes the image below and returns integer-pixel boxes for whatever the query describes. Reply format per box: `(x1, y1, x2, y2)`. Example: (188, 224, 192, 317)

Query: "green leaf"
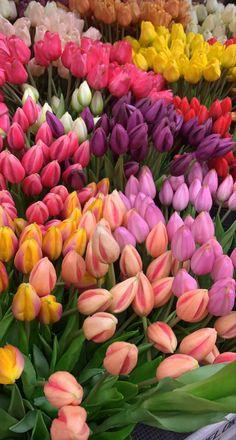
(0, 312, 14, 344)
(33, 345, 49, 379)
(92, 424, 135, 440)
(177, 363, 227, 385)
(0, 409, 17, 440)
(55, 94, 65, 119)
(59, 296, 79, 356)
(221, 220, 236, 253)
(34, 397, 57, 418)
(87, 387, 123, 408)
(30, 411, 50, 440)
(17, 322, 29, 355)
(104, 156, 114, 182)
(21, 356, 36, 399)
(115, 381, 138, 400)
(0, 394, 10, 411)
(10, 410, 37, 433)
(215, 213, 224, 241)
(79, 368, 104, 384)
(113, 156, 124, 191)
(129, 357, 163, 384)
(8, 385, 25, 419)
(49, 336, 59, 374)
(55, 332, 85, 372)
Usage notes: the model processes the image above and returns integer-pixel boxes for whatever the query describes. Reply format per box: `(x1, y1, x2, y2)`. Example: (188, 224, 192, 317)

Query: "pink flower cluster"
(0, 33, 30, 85)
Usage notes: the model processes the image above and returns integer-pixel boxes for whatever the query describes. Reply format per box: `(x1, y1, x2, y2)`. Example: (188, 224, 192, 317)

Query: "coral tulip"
(91, 225, 120, 264)
(14, 239, 42, 274)
(176, 289, 209, 322)
(50, 406, 89, 440)
(119, 245, 142, 278)
(103, 341, 138, 375)
(77, 289, 112, 315)
(38, 295, 62, 325)
(62, 228, 87, 257)
(146, 222, 168, 258)
(44, 371, 83, 409)
(179, 328, 217, 361)
(0, 345, 24, 385)
(29, 257, 57, 297)
(61, 250, 86, 286)
(109, 276, 139, 313)
(132, 271, 154, 316)
(147, 322, 177, 353)
(146, 251, 172, 283)
(156, 354, 199, 380)
(82, 312, 117, 343)
(152, 277, 174, 307)
(214, 312, 236, 339)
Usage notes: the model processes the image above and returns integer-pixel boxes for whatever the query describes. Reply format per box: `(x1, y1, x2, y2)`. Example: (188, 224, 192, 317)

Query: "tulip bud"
(91, 91, 104, 115)
(59, 219, 77, 242)
(0, 345, 24, 385)
(61, 250, 86, 286)
(147, 251, 172, 283)
(29, 257, 56, 297)
(127, 209, 149, 244)
(152, 277, 174, 307)
(230, 248, 236, 268)
(73, 117, 88, 143)
(166, 212, 184, 241)
(26, 201, 49, 224)
(172, 269, 198, 298)
(132, 272, 154, 317)
(146, 222, 168, 258)
(0, 261, 8, 294)
(50, 406, 89, 440)
(14, 239, 42, 274)
(44, 371, 83, 409)
(83, 312, 117, 343)
(194, 185, 213, 212)
(109, 276, 139, 313)
(7, 123, 25, 151)
(22, 85, 39, 103)
(120, 245, 142, 278)
(103, 341, 138, 375)
(91, 225, 120, 264)
(208, 277, 235, 316)
(173, 183, 189, 211)
(113, 227, 136, 251)
(189, 179, 201, 204)
(159, 179, 173, 206)
(211, 255, 234, 282)
(191, 240, 216, 276)
(103, 190, 126, 231)
(179, 328, 217, 361)
(12, 108, 29, 132)
(0, 151, 25, 184)
(19, 223, 42, 248)
(191, 212, 215, 245)
(156, 354, 199, 380)
(144, 204, 165, 230)
(203, 169, 218, 195)
(171, 226, 195, 262)
(77, 81, 92, 107)
(188, 162, 203, 185)
(214, 312, 236, 339)
(77, 288, 112, 315)
(43, 226, 62, 261)
(213, 352, 236, 364)
(12, 283, 41, 321)
(85, 241, 108, 279)
(125, 175, 139, 198)
(176, 289, 209, 323)
(36, 122, 53, 146)
(38, 294, 62, 325)
(217, 175, 233, 203)
(138, 166, 156, 199)
(0, 226, 18, 262)
(147, 322, 177, 353)
(50, 185, 69, 202)
(62, 228, 87, 257)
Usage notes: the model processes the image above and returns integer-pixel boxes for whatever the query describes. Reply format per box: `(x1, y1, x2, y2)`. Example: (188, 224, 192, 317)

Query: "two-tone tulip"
(82, 312, 117, 343)
(146, 222, 168, 258)
(29, 257, 57, 297)
(38, 295, 62, 324)
(61, 250, 86, 286)
(44, 371, 83, 409)
(109, 276, 139, 313)
(77, 289, 112, 315)
(91, 225, 120, 264)
(147, 322, 177, 353)
(0, 345, 24, 384)
(103, 341, 138, 375)
(214, 312, 236, 339)
(176, 289, 209, 322)
(12, 283, 41, 321)
(179, 328, 217, 361)
(120, 245, 142, 278)
(42, 226, 63, 260)
(14, 239, 42, 274)
(156, 354, 199, 380)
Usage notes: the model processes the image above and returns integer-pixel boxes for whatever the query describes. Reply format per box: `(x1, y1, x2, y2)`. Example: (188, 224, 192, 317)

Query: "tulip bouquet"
(129, 21, 236, 101)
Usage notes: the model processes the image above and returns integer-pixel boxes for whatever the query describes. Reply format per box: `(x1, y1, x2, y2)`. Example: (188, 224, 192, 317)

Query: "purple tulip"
(153, 126, 173, 153)
(130, 142, 148, 162)
(159, 179, 173, 206)
(171, 226, 196, 262)
(127, 109, 144, 133)
(170, 153, 194, 176)
(95, 114, 110, 135)
(172, 268, 198, 298)
(112, 95, 131, 118)
(171, 113, 183, 134)
(134, 193, 153, 217)
(187, 162, 203, 185)
(46, 111, 64, 138)
(172, 183, 189, 211)
(217, 175, 233, 203)
(208, 278, 235, 316)
(181, 117, 198, 138)
(191, 212, 215, 245)
(204, 117, 213, 135)
(144, 204, 165, 229)
(191, 240, 215, 275)
(127, 210, 150, 243)
(110, 124, 129, 155)
(166, 212, 184, 241)
(189, 179, 201, 204)
(90, 127, 107, 157)
(203, 169, 218, 194)
(195, 134, 220, 161)
(113, 226, 136, 251)
(211, 255, 234, 282)
(135, 98, 151, 115)
(230, 248, 236, 268)
(212, 138, 236, 158)
(188, 124, 206, 146)
(184, 215, 194, 229)
(125, 175, 139, 198)
(129, 123, 148, 151)
(124, 161, 139, 179)
(112, 102, 130, 128)
(194, 185, 212, 212)
(144, 99, 165, 124)
(81, 107, 94, 133)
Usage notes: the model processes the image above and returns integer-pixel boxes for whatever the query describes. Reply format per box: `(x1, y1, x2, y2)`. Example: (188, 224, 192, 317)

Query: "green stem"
(35, 380, 46, 387)
(26, 65, 37, 90)
(216, 204, 222, 219)
(115, 313, 137, 337)
(106, 263, 116, 289)
(142, 316, 152, 362)
(84, 372, 110, 404)
(24, 321, 30, 344)
(138, 377, 157, 388)
(97, 278, 103, 288)
(47, 65, 53, 105)
(65, 72, 72, 108)
(62, 307, 78, 318)
(221, 209, 231, 225)
(96, 156, 101, 181)
(169, 316, 181, 328)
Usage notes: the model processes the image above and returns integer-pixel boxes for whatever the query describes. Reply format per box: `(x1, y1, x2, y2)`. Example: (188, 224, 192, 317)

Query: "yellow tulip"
(0, 345, 24, 385)
(226, 67, 236, 82)
(184, 63, 202, 84)
(190, 34, 204, 52)
(14, 239, 42, 274)
(163, 60, 180, 82)
(0, 226, 18, 262)
(186, 32, 196, 45)
(63, 191, 81, 218)
(170, 39, 185, 55)
(69, 207, 82, 226)
(221, 45, 236, 69)
(156, 26, 170, 40)
(153, 52, 169, 74)
(38, 295, 62, 325)
(191, 51, 208, 68)
(124, 36, 140, 53)
(152, 35, 168, 52)
(207, 42, 224, 61)
(171, 24, 186, 43)
(140, 47, 157, 69)
(133, 52, 148, 71)
(177, 54, 190, 75)
(203, 59, 221, 82)
(62, 228, 87, 257)
(139, 21, 157, 47)
(12, 283, 41, 321)
(43, 226, 63, 261)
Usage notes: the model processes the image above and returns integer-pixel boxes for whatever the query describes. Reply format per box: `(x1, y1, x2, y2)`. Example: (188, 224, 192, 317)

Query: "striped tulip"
(0, 345, 24, 384)
(77, 289, 112, 315)
(176, 289, 209, 323)
(38, 295, 62, 324)
(29, 257, 57, 297)
(12, 283, 41, 321)
(146, 222, 168, 258)
(179, 328, 217, 361)
(14, 239, 42, 274)
(109, 276, 139, 313)
(119, 245, 142, 278)
(146, 251, 172, 283)
(147, 322, 177, 353)
(152, 277, 174, 308)
(82, 312, 118, 343)
(132, 271, 154, 317)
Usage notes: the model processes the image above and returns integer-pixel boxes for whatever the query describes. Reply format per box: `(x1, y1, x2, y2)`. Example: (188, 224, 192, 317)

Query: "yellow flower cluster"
(126, 21, 236, 84)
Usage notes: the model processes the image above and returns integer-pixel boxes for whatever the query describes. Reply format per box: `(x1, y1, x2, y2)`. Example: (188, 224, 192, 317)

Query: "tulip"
(213, 352, 236, 364)
(0, 226, 18, 262)
(21, 145, 44, 175)
(91, 91, 104, 116)
(83, 198, 103, 222)
(113, 227, 136, 251)
(191, 240, 216, 276)
(19, 223, 42, 247)
(179, 328, 217, 361)
(217, 175, 234, 203)
(83, 312, 117, 343)
(146, 222, 168, 258)
(208, 278, 235, 316)
(90, 127, 107, 157)
(132, 272, 154, 317)
(214, 312, 236, 339)
(188, 162, 203, 185)
(209, 237, 223, 258)
(172, 183, 189, 211)
(38, 295, 62, 325)
(103, 341, 138, 376)
(77, 289, 112, 315)
(230, 248, 236, 268)
(22, 96, 38, 125)
(59, 219, 77, 242)
(203, 169, 218, 195)
(43, 226, 62, 261)
(211, 255, 234, 281)
(172, 269, 198, 298)
(166, 212, 184, 242)
(0, 151, 25, 184)
(159, 180, 173, 206)
(156, 354, 199, 381)
(14, 239, 42, 274)
(26, 201, 49, 224)
(169, 176, 185, 191)
(125, 175, 139, 198)
(189, 179, 201, 205)
(152, 277, 174, 308)
(22, 174, 42, 197)
(146, 251, 172, 283)
(44, 372, 83, 409)
(109, 276, 139, 313)
(62, 191, 81, 218)
(144, 204, 165, 230)
(176, 289, 209, 323)
(0, 345, 24, 385)
(194, 185, 213, 212)
(147, 322, 177, 353)
(61, 250, 86, 287)
(91, 225, 120, 264)
(191, 212, 215, 245)
(41, 160, 61, 188)
(50, 185, 69, 202)
(36, 122, 53, 146)
(46, 112, 64, 139)
(103, 190, 126, 231)
(138, 166, 156, 199)
(0, 261, 8, 294)
(120, 245, 142, 278)
(62, 228, 87, 257)
(29, 257, 56, 297)
(12, 283, 41, 321)
(12, 108, 29, 132)
(85, 241, 108, 279)
(110, 124, 129, 155)
(126, 210, 149, 244)
(50, 406, 89, 440)
(171, 226, 195, 262)
(7, 123, 25, 151)
(133, 193, 153, 218)
(77, 81, 92, 107)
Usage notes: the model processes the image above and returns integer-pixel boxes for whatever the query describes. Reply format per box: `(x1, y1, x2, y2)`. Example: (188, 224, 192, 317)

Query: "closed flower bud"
(191, 240, 215, 276)
(138, 166, 156, 199)
(0, 345, 24, 385)
(171, 226, 195, 262)
(208, 277, 235, 316)
(78, 81, 92, 107)
(73, 117, 88, 143)
(173, 183, 189, 211)
(12, 108, 29, 132)
(62, 228, 87, 257)
(14, 239, 42, 274)
(43, 226, 62, 261)
(50, 185, 68, 202)
(230, 248, 236, 268)
(194, 185, 213, 212)
(156, 354, 199, 381)
(109, 276, 139, 313)
(214, 312, 236, 339)
(36, 122, 53, 146)
(213, 352, 236, 364)
(62, 191, 81, 219)
(50, 406, 89, 440)
(0, 261, 8, 294)
(59, 219, 77, 242)
(217, 175, 233, 203)
(77, 288, 112, 315)
(91, 225, 120, 264)
(211, 255, 234, 282)
(147, 251, 172, 283)
(189, 179, 201, 204)
(85, 241, 108, 279)
(91, 91, 103, 116)
(0, 226, 18, 262)
(148, 322, 177, 353)
(103, 341, 138, 375)
(22, 145, 44, 175)
(0, 150, 25, 184)
(7, 123, 25, 151)
(26, 201, 49, 224)
(166, 212, 184, 241)
(127, 209, 149, 244)
(159, 179, 173, 206)
(192, 212, 215, 245)
(44, 372, 83, 409)
(113, 226, 136, 251)
(41, 160, 61, 188)
(203, 169, 218, 195)
(179, 328, 217, 361)
(172, 269, 198, 298)
(144, 204, 165, 230)
(43, 193, 63, 217)
(120, 245, 142, 278)
(132, 271, 154, 317)
(29, 257, 56, 297)
(83, 312, 117, 343)
(176, 289, 209, 322)
(146, 222, 168, 258)
(19, 223, 42, 247)
(78, 212, 96, 241)
(12, 283, 41, 321)
(61, 250, 86, 287)
(152, 277, 174, 307)
(38, 295, 62, 325)
(103, 190, 126, 231)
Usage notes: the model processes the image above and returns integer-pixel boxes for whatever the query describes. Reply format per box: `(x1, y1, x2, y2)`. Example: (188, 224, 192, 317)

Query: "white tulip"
(222, 4, 236, 25)
(206, 0, 218, 14)
(71, 89, 84, 113)
(229, 20, 236, 36)
(78, 81, 92, 107)
(0, 0, 11, 18)
(190, 10, 198, 25)
(203, 31, 213, 41)
(196, 5, 208, 23)
(90, 91, 104, 116)
(9, 1, 17, 20)
(202, 14, 215, 32)
(60, 112, 73, 133)
(215, 3, 224, 14)
(213, 24, 226, 39)
(72, 117, 88, 143)
(38, 103, 53, 125)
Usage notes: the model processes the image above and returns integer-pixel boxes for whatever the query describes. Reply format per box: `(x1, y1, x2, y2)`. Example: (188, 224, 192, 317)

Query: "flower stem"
(221, 209, 231, 225)
(62, 307, 78, 318)
(115, 312, 137, 337)
(84, 371, 110, 404)
(47, 65, 53, 105)
(24, 321, 30, 344)
(142, 316, 152, 362)
(65, 72, 72, 109)
(138, 377, 157, 388)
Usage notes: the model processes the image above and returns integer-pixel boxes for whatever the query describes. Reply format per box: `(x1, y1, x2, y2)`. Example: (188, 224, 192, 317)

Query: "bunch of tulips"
(0, 3, 235, 440)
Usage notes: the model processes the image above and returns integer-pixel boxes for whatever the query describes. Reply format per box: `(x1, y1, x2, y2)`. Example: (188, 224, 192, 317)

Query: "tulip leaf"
(8, 385, 25, 420)
(114, 156, 124, 191)
(215, 213, 224, 241)
(115, 382, 138, 400)
(21, 356, 37, 399)
(0, 394, 10, 411)
(55, 332, 85, 372)
(30, 411, 50, 440)
(9, 410, 37, 433)
(92, 424, 135, 440)
(86, 387, 124, 408)
(0, 409, 18, 439)
(55, 94, 65, 119)
(34, 397, 57, 419)
(104, 156, 114, 182)
(129, 356, 163, 384)
(176, 363, 227, 385)
(221, 220, 236, 253)
(79, 368, 104, 384)
(58, 296, 79, 355)
(33, 345, 49, 379)
(17, 322, 29, 355)
(0, 312, 14, 344)
(49, 336, 59, 374)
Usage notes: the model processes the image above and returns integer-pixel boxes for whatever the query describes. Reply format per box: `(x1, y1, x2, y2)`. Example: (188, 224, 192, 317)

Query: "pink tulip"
(203, 169, 218, 194)
(120, 245, 142, 278)
(146, 251, 172, 283)
(179, 328, 217, 361)
(156, 354, 199, 380)
(61, 250, 86, 286)
(166, 212, 184, 241)
(50, 185, 69, 202)
(173, 183, 189, 211)
(26, 201, 49, 224)
(172, 269, 198, 297)
(191, 240, 216, 275)
(22, 174, 42, 197)
(12, 108, 29, 132)
(171, 226, 195, 262)
(144, 204, 165, 230)
(91, 225, 120, 264)
(134, 193, 153, 218)
(169, 175, 185, 191)
(44, 372, 83, 409)
(146, 222, 168, 258)
(103, 190, 126, 231)
(194, 185, 212, 212)
(214, 312, 236, 339)
(188, 162, 203, 184)
(211, 254, 234, 281)
(217, 175, 233, 203)
(214, 352, 236, 364)
(7, 123, 25, 151)
(113, 226, 136, 251)
(85, 241, 108, 279)
(103, 341, 138, 375)
(35, 122, 53, 146)
(132, 271, 154, 317)
(230, 248, 236, 268)
(208, 277, 235, 316)
(138, 166, 156, 199)
(109, 276, 139, 313)
(22, 145, 44, 175)
(73, 140, 90, 168)
(152, 276, 174, 307)
(22, 96, 39, 126)
(125, 175, 139, 198)
(77, 289, 112, 315)
(41, 160, 61, 188)
(0, 151, 25, 184)
(50, 406, 89, 440)
(127, 209, 149, 243)
(191, 212, 215, 245)
(189, 179, 201, 204)
(184, 215, 194, 229)
(29, 257, 57, 297)
(50, 135, 71, 163)
(82, 312, 117, 343)
(176, 289, 209, 322)
(147, 322, 177, 353)
(159, 179, 173, 206)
